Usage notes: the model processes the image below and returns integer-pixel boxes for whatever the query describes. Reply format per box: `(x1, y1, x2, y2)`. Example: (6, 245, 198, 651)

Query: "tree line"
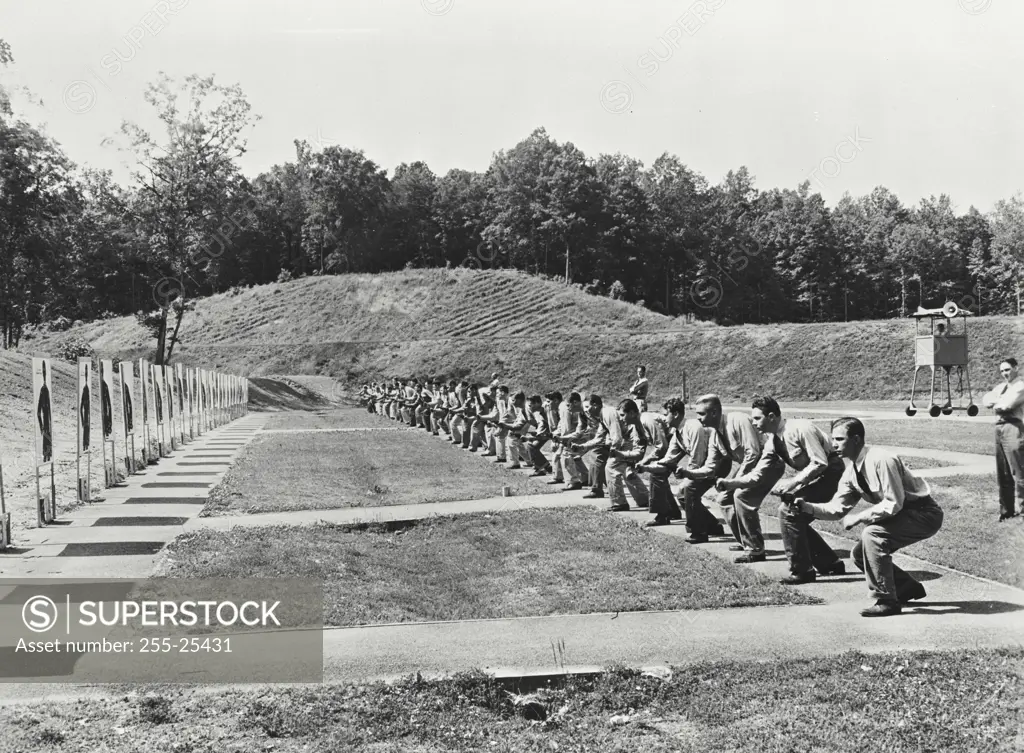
(2, 52, 1022, 360)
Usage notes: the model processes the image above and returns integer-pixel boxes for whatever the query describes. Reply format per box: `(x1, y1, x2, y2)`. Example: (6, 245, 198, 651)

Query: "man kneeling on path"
(789, 417, 942, 617)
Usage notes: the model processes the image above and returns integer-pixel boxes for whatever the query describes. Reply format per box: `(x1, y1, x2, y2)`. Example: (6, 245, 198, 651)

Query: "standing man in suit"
(795, 417, 942, 616)
(629, 366, 650, 412)
(751, 396, 846, 585)
(982, 357, 1024, 521)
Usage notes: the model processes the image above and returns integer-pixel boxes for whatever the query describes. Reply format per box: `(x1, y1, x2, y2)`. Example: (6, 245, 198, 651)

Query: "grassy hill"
(23, 267, 1024, 404)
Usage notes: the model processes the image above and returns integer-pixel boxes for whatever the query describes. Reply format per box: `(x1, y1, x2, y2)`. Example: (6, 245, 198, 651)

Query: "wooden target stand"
(101, 431, 118, 488)
(77, 448, 93, 503)
(0, 459, 11, 550)
(35, 459, 57, 528)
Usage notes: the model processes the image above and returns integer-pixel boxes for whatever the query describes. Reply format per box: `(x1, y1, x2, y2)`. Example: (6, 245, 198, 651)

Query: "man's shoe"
(728, 545, 745, 552)
(607, 505, 630, 512)
(635, 501, 650, 508)
(646, 517, 672, 527)
(734, 553, 766, 564)
(999, 512, 1019, 522)
(685, 535, 709, 544)
(818, 562, 846, 576)
(509, 464, 522, 470)
(546, 479, 563, 485)
(780, 572, 816, 585)
(582, 491, 604, 499)
(481, 452, 496, 457)
(564, 482, 583, 491)
(898, 582, 927, 603)
(529, 470, 548, 477)
(860, 601, 902, 617)
(494, 458, 507, 463)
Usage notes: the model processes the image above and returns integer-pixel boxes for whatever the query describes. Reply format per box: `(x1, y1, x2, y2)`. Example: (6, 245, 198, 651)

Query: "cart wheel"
(967, 404, 979, 417)
(928, 405, 942, 418)
(941, 407, 953, 416)
(905, 406, 917, 417)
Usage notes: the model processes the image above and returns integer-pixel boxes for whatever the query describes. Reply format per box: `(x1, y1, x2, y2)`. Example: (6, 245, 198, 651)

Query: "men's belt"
(903, 494, 937, 508)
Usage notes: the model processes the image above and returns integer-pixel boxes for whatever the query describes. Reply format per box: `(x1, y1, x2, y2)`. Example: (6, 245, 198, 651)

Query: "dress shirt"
(806, 446, 932, 523)
(773, 418, 835, 488)
(983, 378, 1024, 424)
(578, 407, 622, 451)
(655, 418, 709, 473)
(639, 412, 670, 461)
(630, 378, 650, 401)
(614, 420, 649, 462)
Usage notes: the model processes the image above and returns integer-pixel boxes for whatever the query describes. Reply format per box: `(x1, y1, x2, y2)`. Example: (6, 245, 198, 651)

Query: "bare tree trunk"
(155, 310, 168, 365)
(165, 304, 186, 362)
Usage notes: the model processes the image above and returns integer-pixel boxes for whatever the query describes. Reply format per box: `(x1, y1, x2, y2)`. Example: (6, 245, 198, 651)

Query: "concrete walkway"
(0, 412, 1016, 699)
(0, 415, 266, 578)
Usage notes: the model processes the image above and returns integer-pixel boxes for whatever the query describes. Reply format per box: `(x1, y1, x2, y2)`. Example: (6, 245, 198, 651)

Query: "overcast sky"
(1, 0, 1019, 211)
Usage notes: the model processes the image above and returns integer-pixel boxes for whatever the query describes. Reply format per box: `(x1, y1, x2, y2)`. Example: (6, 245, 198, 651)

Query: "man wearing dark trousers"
(982, 357, 1024, 521)
(636, 398, 709, 528)
(796, 417, 943, 617)
(751, 395, 846, 584)
(689, 393, 775, 559)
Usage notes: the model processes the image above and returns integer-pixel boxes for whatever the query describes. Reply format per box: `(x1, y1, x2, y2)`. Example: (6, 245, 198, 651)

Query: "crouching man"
(788, 417, 943, 617)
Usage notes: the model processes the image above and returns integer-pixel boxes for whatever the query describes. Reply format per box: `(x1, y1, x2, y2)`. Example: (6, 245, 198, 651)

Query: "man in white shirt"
(571, 395, 619, 503)
(982, 357, 1024, 521)
(553, 392, 590, 490)
(751, 396, 846, 584)
(629, 365, 650, 413)
(793, 417, 943, 617)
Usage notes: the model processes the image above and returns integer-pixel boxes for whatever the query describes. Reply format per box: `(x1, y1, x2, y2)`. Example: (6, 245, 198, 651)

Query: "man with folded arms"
(791, 417, 942, 617)
(751, 396, 846, 584)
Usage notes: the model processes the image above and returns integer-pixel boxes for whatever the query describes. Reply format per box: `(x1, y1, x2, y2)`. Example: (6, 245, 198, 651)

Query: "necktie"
(717, 425, 733, 458)
(773, 434, 792, 466)
(853, 462, 874, 502)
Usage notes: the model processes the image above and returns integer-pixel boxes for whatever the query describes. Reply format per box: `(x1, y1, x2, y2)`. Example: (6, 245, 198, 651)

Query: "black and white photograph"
(0, 1, 1022, 750)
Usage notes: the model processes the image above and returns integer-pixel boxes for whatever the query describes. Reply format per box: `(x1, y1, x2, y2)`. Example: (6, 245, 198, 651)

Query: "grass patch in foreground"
(263, 407, 395, 431)
(4, 649, 1021, 752)
(204, 427, 560, 515)
(761, 473, 1024, 587)
(162, 508, 817, 625)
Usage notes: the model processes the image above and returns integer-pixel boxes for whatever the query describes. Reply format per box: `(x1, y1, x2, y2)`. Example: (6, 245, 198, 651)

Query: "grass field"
(262, 407, 396, 431)
(5, 649, 1020, 752)
(163, 508, 816, 623)
(760, 473, 1024, 587)
(202, 427, 561, 516)
(22, 268, 1024, 403)
(811, 418, 995, 456)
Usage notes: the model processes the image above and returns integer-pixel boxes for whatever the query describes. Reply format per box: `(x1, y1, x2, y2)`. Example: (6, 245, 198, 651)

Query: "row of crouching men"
(360, 378, 943, 618)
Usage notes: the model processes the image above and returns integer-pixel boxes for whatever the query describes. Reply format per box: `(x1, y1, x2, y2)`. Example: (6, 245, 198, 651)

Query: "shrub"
(277, 268, 294, 283)
(47, 316, 73, 332)
(55, 336, 94, 364)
